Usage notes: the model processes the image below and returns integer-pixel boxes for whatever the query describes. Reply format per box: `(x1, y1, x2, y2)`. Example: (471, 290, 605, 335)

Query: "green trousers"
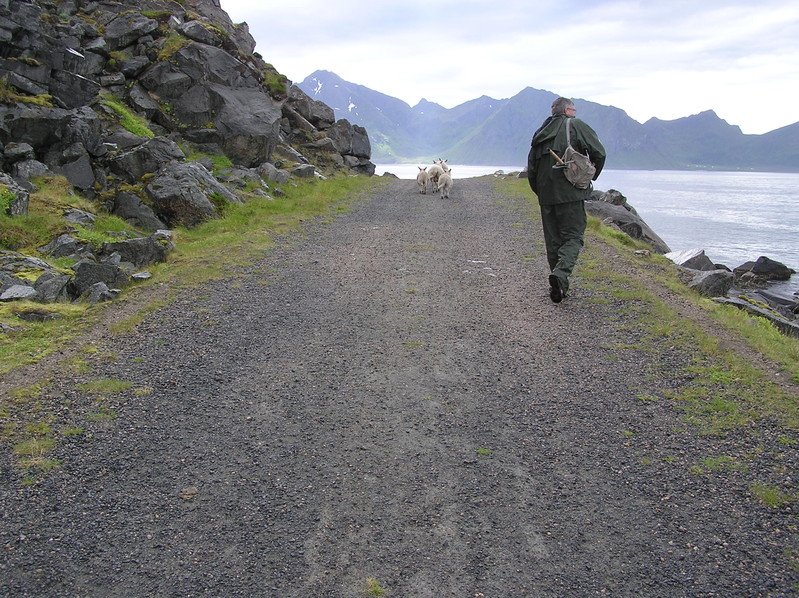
(539, 200, 586, 293)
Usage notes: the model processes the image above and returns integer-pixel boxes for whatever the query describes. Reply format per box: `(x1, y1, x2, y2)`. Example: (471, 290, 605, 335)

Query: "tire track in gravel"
(1, 177, 797, 597)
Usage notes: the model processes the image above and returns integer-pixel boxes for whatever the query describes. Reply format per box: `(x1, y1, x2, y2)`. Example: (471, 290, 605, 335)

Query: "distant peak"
(414, 98, 443, 109)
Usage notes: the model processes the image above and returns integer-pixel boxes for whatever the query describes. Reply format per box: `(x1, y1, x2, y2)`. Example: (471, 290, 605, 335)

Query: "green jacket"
(527, 114, 606, 205)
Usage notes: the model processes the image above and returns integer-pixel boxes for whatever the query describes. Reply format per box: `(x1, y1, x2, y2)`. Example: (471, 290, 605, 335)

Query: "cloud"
(220, 0, 799, 134)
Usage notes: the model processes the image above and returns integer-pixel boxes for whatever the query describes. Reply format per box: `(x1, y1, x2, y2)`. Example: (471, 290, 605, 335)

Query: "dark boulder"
(287, 85, 335, 130)
(665, 248, 717, 271)
(38, 234, 91, 260)
(108, 137, 186, 183)
(687, 269, 734, 298)
(734, 256, 795, 284)
(110, 191, 167, 232)
(98, 231, 175, 268)
(69, 260, 130, 297)
(34, 272, 71, 303)
(351, 124, 371, 159)
(145, 161, 240, 227)
(211, 85, 282, 167)
(178, 21, 225, 47)
(103, 13, 159, 51)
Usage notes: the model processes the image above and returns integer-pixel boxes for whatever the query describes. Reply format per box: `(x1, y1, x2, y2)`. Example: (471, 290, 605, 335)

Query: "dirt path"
(2, 177, 797, 597)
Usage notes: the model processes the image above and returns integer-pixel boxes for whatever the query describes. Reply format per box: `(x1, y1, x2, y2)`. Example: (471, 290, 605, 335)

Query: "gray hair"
(551, 97, 575, 116)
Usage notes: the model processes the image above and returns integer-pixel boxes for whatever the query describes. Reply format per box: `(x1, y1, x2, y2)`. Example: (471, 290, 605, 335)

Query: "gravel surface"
(1, 177, 798, 597)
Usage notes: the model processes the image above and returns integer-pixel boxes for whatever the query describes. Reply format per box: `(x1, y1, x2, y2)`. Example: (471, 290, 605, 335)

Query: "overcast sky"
(220, 0, 798, 135)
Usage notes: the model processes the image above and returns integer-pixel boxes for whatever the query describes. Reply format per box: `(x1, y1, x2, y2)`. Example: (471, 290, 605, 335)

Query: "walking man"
(527, 97, 606, 302)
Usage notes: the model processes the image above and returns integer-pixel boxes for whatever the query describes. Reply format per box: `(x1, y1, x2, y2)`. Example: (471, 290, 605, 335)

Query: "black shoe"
(548, 274, 564, 303)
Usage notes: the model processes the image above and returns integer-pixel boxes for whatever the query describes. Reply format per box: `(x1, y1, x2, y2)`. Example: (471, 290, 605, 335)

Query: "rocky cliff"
(0, 0, 374, 224)
(0, 0, 374, 304)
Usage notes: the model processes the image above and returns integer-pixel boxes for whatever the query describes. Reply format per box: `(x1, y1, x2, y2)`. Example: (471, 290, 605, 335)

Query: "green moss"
(0, 78, 53, 107)
(140, 10, 173, 21)
(100, 95, 154, 138)
(185, 150, 233, 171)
(208, 191, 230, 216)
(262, 64, 289, 100)
(158, 32, 190, 61)
(11, 56, 43, 68)
(78, 377, 133, 395)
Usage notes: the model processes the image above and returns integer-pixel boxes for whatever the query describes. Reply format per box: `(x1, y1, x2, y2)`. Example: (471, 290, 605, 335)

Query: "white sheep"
(416, 166, 429, 194)
(427, 162, 444, 192)
(437, 169, 452, 198)
(438, 158, 450, 172)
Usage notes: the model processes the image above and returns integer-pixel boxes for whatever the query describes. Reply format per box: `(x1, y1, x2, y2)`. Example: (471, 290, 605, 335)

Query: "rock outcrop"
(0, 0, 374, 204)
(586, 189, 671, 254)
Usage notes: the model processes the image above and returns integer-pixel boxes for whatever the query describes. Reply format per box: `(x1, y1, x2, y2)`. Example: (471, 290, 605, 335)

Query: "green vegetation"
(1, 185, 16, 213)
(78, 377, 133, 395)
(184, 149, 234, 171)
(72, 215, 132, 249)
(140, 10, 173, 21)
(262, 64, 289, 100)
(750, 483, 794, 508)
(362, 578, 387, 597)
(0, 175, 83, 250)
(100, 94, 154, 138)
(158, 32, 190, 61)
(0, 77, 54, 107)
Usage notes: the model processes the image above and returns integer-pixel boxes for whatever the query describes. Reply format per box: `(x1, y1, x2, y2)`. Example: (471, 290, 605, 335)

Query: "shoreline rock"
(587, 189, 798, 336)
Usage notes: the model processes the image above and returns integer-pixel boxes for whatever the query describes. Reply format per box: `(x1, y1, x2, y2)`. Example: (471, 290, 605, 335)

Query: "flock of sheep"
(416, 159, 453, 198)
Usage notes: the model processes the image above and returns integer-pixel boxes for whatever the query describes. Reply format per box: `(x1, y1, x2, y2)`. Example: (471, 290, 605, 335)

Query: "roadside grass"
(2, 175, 381, 374)
(147, 175, 382, 291)
(494, 177, 799, 435)
(2, 173, 382, 480)
(362, 577, 387, 597)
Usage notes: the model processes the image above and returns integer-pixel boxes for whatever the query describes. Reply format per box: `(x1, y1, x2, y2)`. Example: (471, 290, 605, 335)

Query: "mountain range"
(298, 70, 799, 172)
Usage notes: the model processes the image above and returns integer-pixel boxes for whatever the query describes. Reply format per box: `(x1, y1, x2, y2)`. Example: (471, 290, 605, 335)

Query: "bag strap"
(565, 117, 590, 161)
(565, 116, 572, 147)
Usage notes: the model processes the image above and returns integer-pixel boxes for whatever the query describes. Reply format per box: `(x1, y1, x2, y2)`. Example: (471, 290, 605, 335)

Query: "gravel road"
(1, 176, 797, 597)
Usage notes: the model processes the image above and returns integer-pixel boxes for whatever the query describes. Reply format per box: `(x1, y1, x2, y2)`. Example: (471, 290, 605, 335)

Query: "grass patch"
(695, 455, 746, 473)
(750, 483, 794, 508)
(153, 176, 382, 289)
(0, 76, 54, 107)
(362, 577, 386, 597)
(0, 175, 84, 250)
(157, 32, 190, 61)
(0, 302, 90, 374)
(100, 94, 154, 138)
(185, 150, 234, 171)
(1, 185, 16, 212)
(77, 377, 133, 395)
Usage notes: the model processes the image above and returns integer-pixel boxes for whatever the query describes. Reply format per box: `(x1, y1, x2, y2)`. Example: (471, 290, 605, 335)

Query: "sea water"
(376, 164, 799, 296)
(597, 170, 799, 296)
